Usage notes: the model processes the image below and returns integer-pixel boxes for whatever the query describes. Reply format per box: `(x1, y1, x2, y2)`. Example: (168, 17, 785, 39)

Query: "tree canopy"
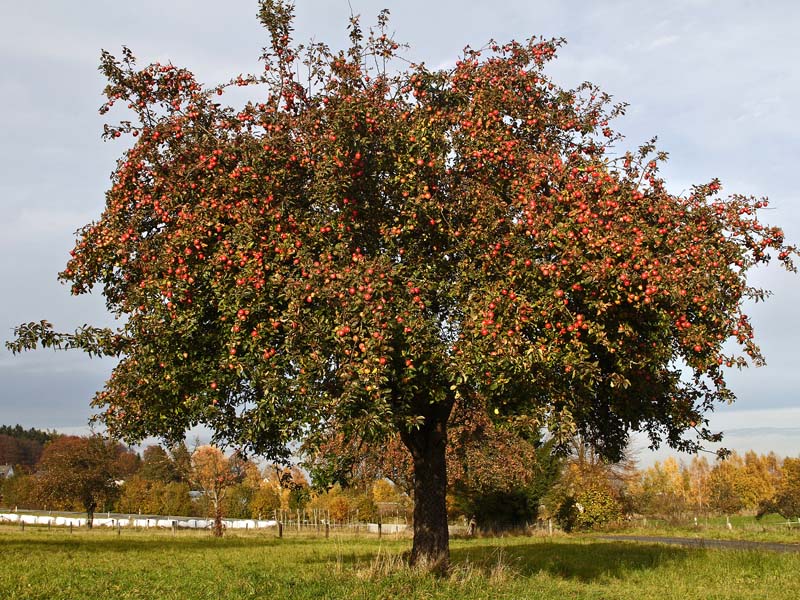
(7, 1, 795, 566)
(0, 425, 58, 469)
(34, 435, 132, 526)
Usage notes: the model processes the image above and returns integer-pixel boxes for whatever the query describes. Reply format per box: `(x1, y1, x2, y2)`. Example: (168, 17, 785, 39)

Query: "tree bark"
(213, 499, 224, 537)
(86, 501, 96, 529)
(400, 403, 452, 573)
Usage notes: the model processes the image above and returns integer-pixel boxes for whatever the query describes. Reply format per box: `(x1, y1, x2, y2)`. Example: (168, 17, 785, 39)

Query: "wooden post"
(325, 522, 330, 539)
(378, 521, 382, 540)
(278, 521, 283, 539)
(20, 520, 24, 531)
(70, 524, 73, 534)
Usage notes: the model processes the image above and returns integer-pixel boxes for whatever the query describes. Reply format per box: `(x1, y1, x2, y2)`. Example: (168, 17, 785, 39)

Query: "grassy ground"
(609, 513, 800, 544)
(2, 525, 799, 599)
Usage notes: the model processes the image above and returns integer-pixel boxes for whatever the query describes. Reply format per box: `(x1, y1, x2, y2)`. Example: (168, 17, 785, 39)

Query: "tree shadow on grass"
(450, 538, 693, 583)
(288, 535, 695, 583)
(1, 529, 696, 583)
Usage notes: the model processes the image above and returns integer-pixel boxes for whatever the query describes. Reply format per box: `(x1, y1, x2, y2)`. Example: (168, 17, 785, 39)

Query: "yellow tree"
(686, 455, 711, 515)
(742, 451, 779, 508)
(759, 457, 800, 519)
(191, 446, 241, 536)
(633, 457, 689, 520)
(250, 483, 282, 520)
(549, 439, 635, 531)
(707, 452, 773, 514)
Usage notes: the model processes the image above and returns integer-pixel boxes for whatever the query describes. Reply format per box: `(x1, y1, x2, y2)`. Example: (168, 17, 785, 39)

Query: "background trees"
(190, 446, 252, 536)
(304, 399, 561, 529)
(139, 445, 180, 483)
(7, 0, 796, 566)
(1, 421, 798, 532)
(34, 435, 134, 526)
(632, 457, 690, 520)
(547, 439, 634, 531)
(759, 457, 800, 520)
(0, 472, 37, 509)
(0, 425, 57, 471)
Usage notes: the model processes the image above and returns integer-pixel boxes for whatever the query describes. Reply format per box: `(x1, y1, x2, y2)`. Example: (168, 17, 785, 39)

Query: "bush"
(555, 487, 621, 532)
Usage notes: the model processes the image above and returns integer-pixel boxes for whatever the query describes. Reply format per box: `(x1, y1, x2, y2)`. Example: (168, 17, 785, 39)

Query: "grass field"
(611, 513, 800, 544)
(2, 525, 799, 599)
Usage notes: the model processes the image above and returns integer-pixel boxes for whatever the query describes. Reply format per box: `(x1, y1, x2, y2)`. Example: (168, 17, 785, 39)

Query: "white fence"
(366, 523, 408, 534)
(0, 511, 278, 530)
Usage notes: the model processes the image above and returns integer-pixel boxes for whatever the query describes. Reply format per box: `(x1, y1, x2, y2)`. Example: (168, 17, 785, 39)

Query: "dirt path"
(597, 534, 800, 553)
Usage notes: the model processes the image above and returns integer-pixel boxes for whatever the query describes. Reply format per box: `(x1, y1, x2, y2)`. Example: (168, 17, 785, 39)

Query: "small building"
(0, 465, 14, 479)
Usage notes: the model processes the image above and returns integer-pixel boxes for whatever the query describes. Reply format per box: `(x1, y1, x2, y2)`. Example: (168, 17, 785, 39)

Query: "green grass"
(609, 513, 800, 544)
(1, 525, 798, 599)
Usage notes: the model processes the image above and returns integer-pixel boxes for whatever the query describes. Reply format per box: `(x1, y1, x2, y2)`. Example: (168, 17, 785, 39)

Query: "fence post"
(20, 520, 24, 532)
(325, 522, 329, 539)
(278, 521, 283, 539)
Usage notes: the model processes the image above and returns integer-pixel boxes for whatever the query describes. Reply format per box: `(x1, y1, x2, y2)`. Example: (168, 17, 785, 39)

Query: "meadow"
(612, 513, 800, 544)
(1, 525, 798, 599)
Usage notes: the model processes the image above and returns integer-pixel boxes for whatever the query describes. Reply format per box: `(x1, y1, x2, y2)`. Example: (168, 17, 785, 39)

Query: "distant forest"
(0, 424, 58, 469)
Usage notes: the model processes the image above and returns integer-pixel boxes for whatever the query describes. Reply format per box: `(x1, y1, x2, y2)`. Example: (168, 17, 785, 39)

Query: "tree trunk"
(213, 500, 224, 537)
(400, 404, 452, 573)
(86, 501, 96, 529)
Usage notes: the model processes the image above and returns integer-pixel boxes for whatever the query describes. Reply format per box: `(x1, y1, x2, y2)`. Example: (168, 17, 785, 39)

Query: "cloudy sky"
(1, 0, 798, 464)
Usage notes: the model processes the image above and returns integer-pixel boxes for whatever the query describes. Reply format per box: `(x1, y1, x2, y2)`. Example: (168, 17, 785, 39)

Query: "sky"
(1, 0, 798, 465)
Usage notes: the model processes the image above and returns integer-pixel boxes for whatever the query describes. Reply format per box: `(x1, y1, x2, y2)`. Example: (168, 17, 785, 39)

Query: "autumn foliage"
(33, 435, 135, 527)
(7, 1, 795, 566)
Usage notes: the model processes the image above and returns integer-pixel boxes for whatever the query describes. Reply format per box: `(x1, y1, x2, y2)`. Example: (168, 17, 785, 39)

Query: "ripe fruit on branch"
(9, 1, 797, 570)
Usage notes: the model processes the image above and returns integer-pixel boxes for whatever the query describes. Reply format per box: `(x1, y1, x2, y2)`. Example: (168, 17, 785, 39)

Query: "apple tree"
(7, 1, 796, 568)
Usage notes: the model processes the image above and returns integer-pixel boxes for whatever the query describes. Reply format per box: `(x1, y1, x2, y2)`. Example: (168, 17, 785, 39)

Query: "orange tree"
(34, 435, 133, 527)
(7, 1, 795, 568)
(190, 445, 248, 536)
